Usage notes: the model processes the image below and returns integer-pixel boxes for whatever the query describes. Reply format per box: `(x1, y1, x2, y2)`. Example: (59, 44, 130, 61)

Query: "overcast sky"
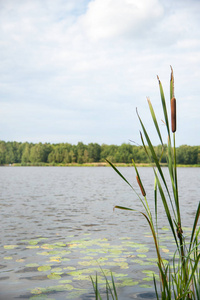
(0, 0, 200, 146)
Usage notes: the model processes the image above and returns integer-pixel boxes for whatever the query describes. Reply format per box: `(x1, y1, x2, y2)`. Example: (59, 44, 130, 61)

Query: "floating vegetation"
(2, 223, 193, 299)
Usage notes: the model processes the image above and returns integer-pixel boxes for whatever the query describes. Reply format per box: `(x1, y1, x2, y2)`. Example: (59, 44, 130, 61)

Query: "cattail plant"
(104, 67, 200, 300)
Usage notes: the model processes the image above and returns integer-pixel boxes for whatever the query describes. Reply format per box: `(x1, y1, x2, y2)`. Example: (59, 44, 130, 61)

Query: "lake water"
(0, 167, 199, 300)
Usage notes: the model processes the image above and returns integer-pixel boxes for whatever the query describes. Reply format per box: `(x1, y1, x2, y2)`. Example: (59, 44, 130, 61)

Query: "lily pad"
(41, 244, 57, 250)
(59, 279, 72, 284)
(38, 265, 51, 272)
(4, 245, 18, 249)
(47, 273, 61, 280)
(136, 248, 149, 253)
(117, 278, 139, 287)
(139, 284, 152, 288)
(137, 254, 147, 258)
(28, 240, 39, 245)
(49, 257, 61, 262)
(16, 259, 25, 262)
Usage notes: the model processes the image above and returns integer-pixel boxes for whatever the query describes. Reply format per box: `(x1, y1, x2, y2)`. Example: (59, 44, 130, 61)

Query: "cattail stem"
(136, 175, 146, 197)
(171, 97, 176, 132)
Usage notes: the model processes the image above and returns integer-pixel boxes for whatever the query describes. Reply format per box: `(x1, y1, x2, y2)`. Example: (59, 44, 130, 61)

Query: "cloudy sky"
(0, 0, 200, 146)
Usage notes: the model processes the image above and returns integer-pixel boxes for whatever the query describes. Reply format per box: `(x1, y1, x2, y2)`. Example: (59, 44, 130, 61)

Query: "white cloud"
(80, 0, 163, 40)
(0, 0, 200, 145)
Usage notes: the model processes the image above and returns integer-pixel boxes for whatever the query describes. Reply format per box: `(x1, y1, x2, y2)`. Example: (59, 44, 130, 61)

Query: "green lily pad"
(136, 248, 149, 253)
(59, 279, 72, 284)
(78, 260, 99, 267)
(47, 273, 61, 280)
(72, 274, 90, 281)
(51, 267, 62, 273)
(117, 278, 139, 287)
(48, 250, 70, 255)
(41, 244, 57, 249)
(131, 259, 144, 264)
(28, 240, 39, 245)
(38, 265, 51, 272)
(30, 288, 42, 295)
(139, 284, 152, 288)
(143, 277, 153, 281)
(54, 242, 66, 247)
(4, 256, 13, 260)
(63, 266, 76, 271)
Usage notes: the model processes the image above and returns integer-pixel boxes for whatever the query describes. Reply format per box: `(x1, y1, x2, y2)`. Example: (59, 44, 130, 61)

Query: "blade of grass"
(111, 272, 118, 300)
(189, 201, 200, 252)
(90, 274, 103, 300)
(153, 275, 159, 300)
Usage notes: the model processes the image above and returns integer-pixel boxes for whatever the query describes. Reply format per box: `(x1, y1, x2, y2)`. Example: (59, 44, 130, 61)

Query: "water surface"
(0, 167, 199, 299)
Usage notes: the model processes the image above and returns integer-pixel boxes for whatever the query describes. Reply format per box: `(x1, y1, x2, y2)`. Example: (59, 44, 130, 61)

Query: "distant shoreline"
(2, 163, 200, 168)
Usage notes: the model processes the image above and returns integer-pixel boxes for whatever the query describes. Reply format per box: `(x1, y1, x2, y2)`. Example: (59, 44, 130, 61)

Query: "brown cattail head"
(171, 97, 176, 133)
(136, 175, 146, 197)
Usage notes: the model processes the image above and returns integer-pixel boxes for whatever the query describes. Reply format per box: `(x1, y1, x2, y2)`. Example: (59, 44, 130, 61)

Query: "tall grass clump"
(92, 67, 199, 299)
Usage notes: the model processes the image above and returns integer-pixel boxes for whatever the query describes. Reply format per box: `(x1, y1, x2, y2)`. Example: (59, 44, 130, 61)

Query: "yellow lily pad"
(4, 245, 18, 249)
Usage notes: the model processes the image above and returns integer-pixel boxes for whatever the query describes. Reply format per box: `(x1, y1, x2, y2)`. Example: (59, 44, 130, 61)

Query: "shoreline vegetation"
(2, 162, 200, 167)
(0, 140, 199, 166)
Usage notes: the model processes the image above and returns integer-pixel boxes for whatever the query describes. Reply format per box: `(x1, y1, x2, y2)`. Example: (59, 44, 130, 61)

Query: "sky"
(0, 0, 200, 146)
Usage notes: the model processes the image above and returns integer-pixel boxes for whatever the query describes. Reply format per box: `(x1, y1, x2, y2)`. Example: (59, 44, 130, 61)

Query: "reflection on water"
(0, 167, 199, 299)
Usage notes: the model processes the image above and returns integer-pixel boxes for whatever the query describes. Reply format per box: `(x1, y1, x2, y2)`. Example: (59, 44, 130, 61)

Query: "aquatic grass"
(90, 268, 118, 300)
(97, 67, 200, 299)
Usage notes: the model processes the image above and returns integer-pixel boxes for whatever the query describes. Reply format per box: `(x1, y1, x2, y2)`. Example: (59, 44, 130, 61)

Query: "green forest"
(0, 140, 199, 165)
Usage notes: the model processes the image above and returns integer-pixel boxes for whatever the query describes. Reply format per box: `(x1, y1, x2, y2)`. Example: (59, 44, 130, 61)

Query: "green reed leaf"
(189, 201, 200, 252)
(157, 75, 170, 138)
(106, 159, 134, 191)
(147, 98, 163, 145)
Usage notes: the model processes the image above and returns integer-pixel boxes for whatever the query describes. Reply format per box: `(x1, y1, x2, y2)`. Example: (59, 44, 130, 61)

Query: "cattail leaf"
(153, 168, 178, 248)
(111, 272, 118, 300)
(157, 76, 170, 138)
(154, 172, 158, 226)
(106, 159, 134, 191)
(185, 254, 200, 296)
(132, 159, 146, 197)
(167, 136, 178, 217)
(153, 275, 159, 300)
(189, 201, 200, 252)
(147, 98, 163, 145)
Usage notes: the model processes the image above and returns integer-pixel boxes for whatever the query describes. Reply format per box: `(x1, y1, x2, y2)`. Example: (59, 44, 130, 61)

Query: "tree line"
(0, 140, 199, 165)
